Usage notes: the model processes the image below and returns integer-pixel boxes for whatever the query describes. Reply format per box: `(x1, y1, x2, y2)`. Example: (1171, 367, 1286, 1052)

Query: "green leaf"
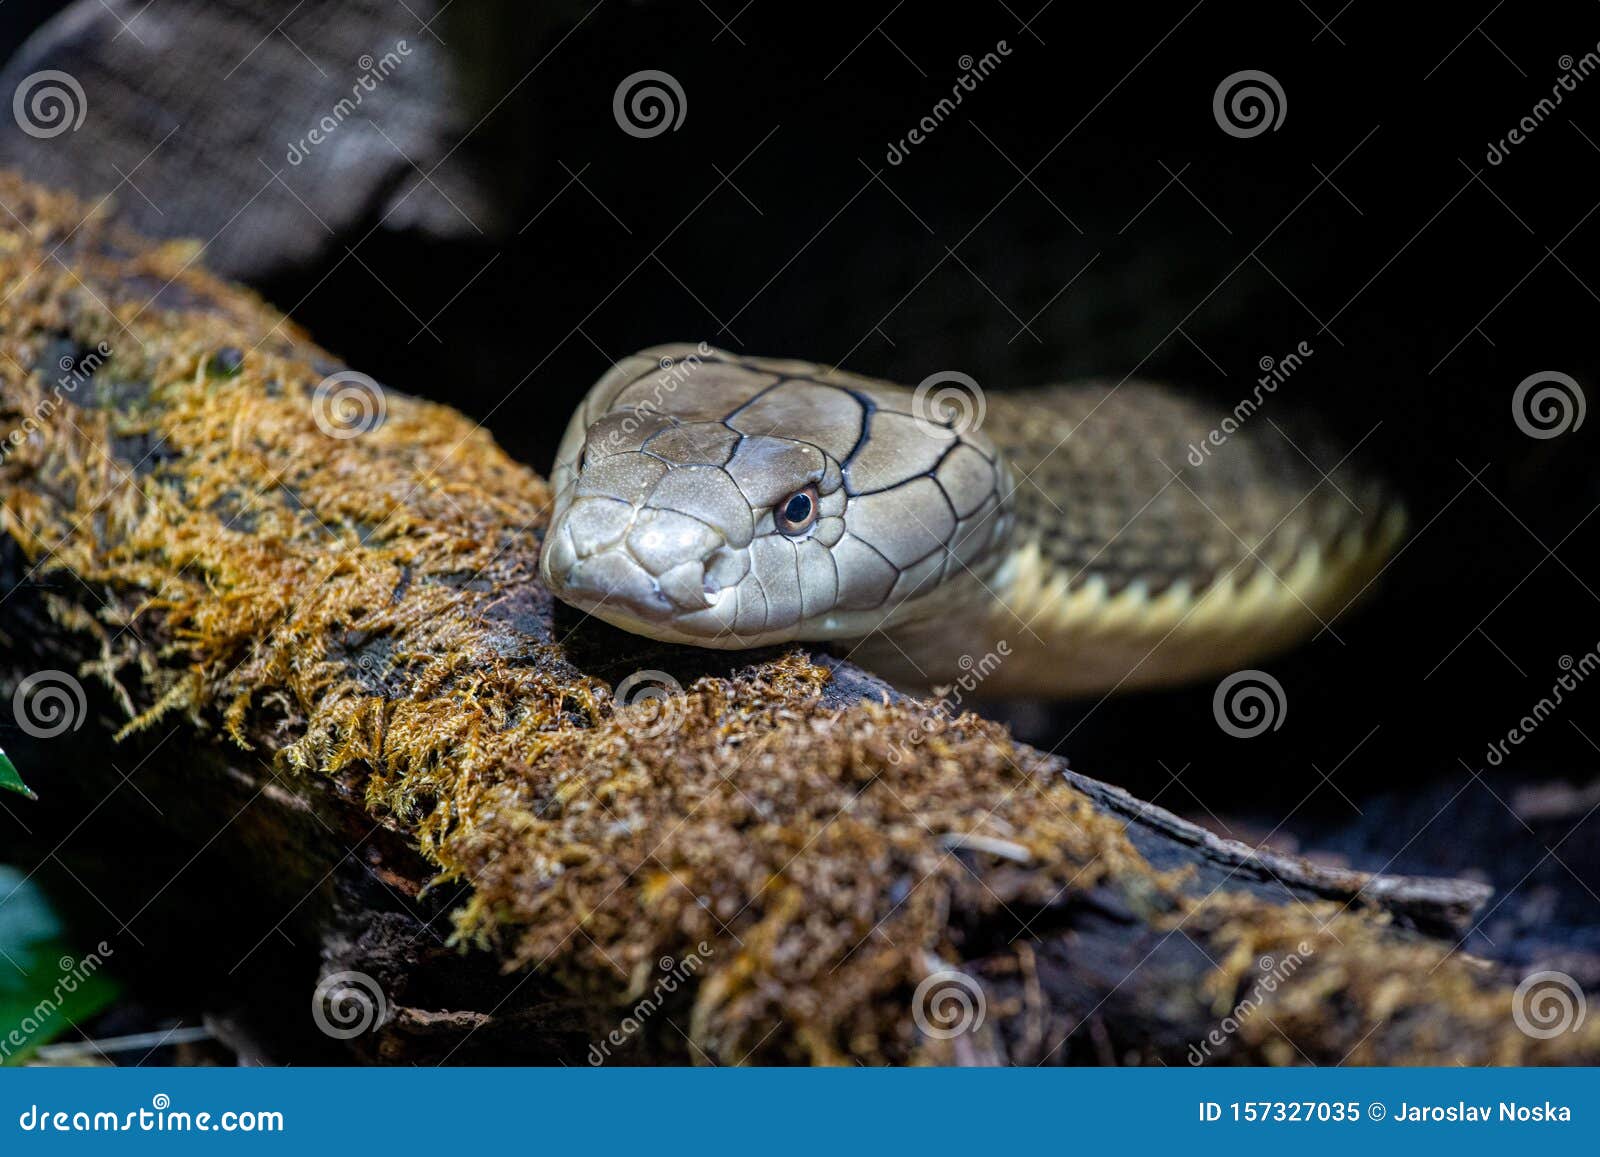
(0, 867, 120, 1064)
(0, 747, 35, 800)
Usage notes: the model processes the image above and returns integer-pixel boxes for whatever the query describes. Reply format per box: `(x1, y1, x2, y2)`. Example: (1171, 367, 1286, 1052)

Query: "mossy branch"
(3, 171, 1594, 1065)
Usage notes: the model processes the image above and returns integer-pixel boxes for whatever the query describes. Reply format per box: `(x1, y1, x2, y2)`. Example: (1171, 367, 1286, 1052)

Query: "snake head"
(540, 345, 1013, 648)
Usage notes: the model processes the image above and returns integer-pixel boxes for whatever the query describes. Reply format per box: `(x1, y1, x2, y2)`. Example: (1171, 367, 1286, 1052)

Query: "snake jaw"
(541, 488, 747, 623)
(541, 525, 762, 646)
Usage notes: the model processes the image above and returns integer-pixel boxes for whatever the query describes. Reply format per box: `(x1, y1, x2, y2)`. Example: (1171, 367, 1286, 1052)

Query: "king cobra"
(541, 344, 1405, 696)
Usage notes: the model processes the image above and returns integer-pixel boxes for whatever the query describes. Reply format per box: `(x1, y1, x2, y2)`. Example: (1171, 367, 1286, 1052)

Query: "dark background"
(3, 0, 1599, 1054)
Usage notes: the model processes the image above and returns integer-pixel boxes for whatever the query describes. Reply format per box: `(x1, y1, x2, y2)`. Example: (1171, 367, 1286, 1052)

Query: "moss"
(1179, 893, 1600, 1065)
(2, 172, 1593, 1064)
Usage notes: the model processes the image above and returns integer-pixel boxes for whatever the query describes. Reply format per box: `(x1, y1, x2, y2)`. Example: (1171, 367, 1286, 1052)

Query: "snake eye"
(775, 485, 820, 536)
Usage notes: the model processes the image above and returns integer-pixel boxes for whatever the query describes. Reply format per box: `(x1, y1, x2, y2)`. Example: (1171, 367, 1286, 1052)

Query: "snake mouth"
(548, 562, 762, 649)
(561, 553, 726, 618)
(541, 503, 748, 629)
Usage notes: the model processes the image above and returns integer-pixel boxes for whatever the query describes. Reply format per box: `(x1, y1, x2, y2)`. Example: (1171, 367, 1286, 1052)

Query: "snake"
(540, 344, 1406, 696)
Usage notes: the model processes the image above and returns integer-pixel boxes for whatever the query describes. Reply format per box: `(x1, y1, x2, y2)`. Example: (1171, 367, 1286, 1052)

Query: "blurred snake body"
(541, 345, 1405, 696)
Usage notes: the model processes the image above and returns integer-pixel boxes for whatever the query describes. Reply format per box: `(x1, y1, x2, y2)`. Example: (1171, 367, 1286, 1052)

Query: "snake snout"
(542, 496, 749, 622)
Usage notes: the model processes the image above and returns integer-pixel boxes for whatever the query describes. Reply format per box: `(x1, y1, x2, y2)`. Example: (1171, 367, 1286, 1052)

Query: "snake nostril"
(654, 558, 716, 610)
(704, 545, 749, 592)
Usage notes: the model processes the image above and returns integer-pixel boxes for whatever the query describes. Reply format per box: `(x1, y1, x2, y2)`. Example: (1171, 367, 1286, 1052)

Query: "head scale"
(540, 345, 1012, 648)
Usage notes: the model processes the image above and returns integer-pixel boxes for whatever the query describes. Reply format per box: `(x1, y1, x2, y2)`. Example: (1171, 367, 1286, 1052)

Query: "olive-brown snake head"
(540, 344, 1015, 649)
